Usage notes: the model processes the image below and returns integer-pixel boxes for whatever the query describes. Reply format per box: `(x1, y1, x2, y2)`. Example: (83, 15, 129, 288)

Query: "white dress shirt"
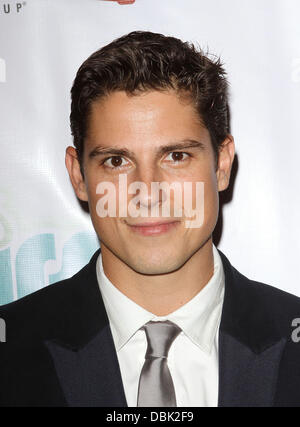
(96, 244, 225, 407)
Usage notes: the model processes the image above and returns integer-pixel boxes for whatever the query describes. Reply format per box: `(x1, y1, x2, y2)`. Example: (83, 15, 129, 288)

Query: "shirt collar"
(96, 244, 225, 355)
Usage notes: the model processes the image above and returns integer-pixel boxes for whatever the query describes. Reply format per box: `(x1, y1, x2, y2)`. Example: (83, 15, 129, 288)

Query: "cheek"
(203, 169, 219, 225)
(190, 165, 219, 228)
(186, 163, 218, 205)
(90, 216, 121, 249)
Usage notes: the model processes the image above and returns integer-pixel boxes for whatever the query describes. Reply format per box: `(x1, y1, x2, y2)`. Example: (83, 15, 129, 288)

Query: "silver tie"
(137, 320, 181, 407)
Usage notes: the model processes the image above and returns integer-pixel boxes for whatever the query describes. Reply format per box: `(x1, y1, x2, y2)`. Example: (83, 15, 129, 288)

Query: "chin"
(125, 253, 187, 276)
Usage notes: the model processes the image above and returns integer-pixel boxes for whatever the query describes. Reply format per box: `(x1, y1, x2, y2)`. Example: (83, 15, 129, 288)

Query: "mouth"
(125, 219, 181, 236)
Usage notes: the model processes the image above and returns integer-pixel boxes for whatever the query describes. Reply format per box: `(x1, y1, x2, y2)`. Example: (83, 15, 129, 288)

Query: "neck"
(100, 237, 214, 316)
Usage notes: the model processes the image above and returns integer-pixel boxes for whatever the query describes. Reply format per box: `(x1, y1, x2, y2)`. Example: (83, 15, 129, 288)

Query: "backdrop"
(0, 0, 299, 305)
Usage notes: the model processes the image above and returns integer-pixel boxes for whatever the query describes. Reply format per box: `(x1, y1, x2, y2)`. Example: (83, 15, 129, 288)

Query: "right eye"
(102, 156, 130, 169)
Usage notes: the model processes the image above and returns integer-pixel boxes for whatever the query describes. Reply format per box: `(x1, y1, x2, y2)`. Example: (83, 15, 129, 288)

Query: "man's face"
(67, 90, 234, 275)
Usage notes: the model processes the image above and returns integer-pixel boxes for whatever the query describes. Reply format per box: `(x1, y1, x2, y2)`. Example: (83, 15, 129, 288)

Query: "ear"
(216, 135, 235, 192)
(65, 146, 88, 202)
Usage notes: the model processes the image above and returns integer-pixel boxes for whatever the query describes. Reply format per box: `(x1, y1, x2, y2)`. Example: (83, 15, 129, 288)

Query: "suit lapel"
(217, 250, 286, 407)
(45, 324, 127, 407)
(218, 331, 286, 407)
(43, 248, 127, 407)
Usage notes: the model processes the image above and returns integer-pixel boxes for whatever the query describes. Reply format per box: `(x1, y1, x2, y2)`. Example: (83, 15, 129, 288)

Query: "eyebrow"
(88, 139, 206, 160)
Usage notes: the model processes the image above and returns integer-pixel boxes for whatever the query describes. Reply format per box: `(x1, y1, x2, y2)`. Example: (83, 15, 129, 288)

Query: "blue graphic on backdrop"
(0, 247, 14, 304)
(0, 232, 100, 305)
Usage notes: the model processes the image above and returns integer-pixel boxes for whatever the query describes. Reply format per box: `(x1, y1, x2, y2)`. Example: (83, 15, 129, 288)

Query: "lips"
(126, 220, 180, 236)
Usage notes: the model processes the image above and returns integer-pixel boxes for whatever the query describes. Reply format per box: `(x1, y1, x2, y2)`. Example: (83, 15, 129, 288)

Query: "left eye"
(164, 152, 190, 163)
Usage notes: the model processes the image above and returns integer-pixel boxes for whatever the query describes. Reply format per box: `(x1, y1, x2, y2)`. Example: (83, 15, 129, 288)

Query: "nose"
(132, 168, 165, 215)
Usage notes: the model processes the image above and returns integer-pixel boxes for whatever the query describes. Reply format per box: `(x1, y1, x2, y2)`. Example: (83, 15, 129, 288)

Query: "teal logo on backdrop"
(0, 232, 100, 305)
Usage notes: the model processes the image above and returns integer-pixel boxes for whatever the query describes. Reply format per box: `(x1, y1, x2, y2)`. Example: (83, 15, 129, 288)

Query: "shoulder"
(234, 264, 300, 315)
(235, 262, 300, 304)
(237, 271, 300, 340)
(218, 249, 300, 340)
(254, 281, 300, 341)
(0, 257, 93, 343)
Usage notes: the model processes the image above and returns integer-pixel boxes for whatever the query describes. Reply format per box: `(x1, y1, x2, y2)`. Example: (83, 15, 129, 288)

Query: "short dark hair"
(70, 31, 230, 173)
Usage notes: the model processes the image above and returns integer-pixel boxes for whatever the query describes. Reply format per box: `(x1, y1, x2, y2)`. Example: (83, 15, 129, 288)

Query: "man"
(0, 31, 300, 407)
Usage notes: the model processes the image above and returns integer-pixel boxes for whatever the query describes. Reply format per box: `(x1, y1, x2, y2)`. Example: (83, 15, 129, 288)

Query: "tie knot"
(143, 320, 181, 359)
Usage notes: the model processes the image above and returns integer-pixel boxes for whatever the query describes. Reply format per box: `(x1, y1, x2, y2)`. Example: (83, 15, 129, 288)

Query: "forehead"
(86, 90, 209, 149)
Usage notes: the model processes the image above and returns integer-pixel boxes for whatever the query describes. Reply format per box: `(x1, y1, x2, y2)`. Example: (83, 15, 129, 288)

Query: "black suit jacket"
(0, 248, 300, 407)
